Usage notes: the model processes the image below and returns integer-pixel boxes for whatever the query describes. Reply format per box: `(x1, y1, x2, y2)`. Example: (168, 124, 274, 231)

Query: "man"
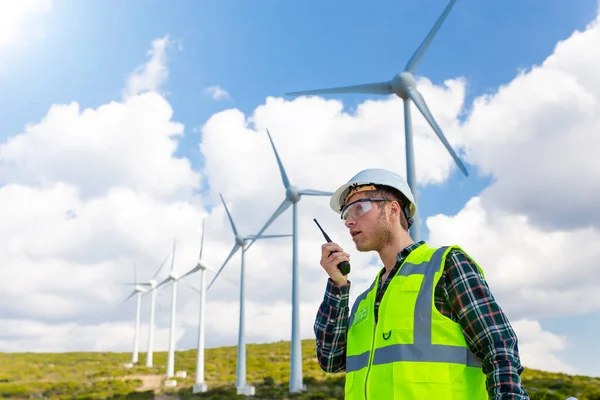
(314, 168, 529, 399)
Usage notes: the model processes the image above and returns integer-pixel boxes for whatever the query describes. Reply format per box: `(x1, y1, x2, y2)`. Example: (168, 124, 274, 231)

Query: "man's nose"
(345, 217, 355, 228)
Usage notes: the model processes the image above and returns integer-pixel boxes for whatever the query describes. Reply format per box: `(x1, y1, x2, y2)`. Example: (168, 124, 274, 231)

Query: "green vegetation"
(0, 339, 598, 399)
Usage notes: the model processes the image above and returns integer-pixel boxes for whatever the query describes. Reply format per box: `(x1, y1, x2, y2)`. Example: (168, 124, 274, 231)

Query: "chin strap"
(405, 205, 414, 229)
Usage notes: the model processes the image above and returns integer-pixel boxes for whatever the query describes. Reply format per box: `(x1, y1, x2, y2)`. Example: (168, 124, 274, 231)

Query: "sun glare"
(0, 0, 52, 48)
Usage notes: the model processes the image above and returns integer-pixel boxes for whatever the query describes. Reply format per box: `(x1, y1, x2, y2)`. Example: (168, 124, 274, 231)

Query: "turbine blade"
(180, 279, 201, 295)
(153, 254, 170, 280)
(158, 280, 174, 291)
(219, 193, 239, 237)
(204, 264, 237, 286)
(244, 198, 292, 253)
(178, 266, 199, 281)
(299, 189, 334, 196)
(156, 277, 172, 289)
(199, 217, 206, 260)
(405, 87, 468, 176)
(124, 291, 136, 302)
(405, 0, 457, 72)
(170, 239, 177, 272)
(285, 81, 393, 97)
(265, 129, 291, 189)
(246, 234, 292, 240)
(207, 243, 241, 291)
(205, 265, 219, 275)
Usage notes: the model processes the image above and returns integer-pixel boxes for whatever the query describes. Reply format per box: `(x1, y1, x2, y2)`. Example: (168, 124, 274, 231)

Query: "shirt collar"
(378, 240, 426, 276)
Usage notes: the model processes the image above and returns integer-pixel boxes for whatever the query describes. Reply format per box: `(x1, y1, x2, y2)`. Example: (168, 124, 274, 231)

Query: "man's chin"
(354, 241, 373, 252)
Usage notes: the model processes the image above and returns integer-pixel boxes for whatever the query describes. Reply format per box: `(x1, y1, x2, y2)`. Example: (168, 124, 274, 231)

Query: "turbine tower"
(142, 255, 170, 367)
(124, 263, 147, 364)
(144, 255, 169, 368)
(244, 129, 333, 393)
(284, 0, 467, 241)
(155, 239, 181, 380)
(207, 192, 292, 396)
(177, 218, 221, 394)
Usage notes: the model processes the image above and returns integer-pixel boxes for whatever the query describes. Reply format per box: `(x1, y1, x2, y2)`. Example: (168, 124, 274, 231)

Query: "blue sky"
(2, 0, 596, 227)
(1, 0, 600, 381)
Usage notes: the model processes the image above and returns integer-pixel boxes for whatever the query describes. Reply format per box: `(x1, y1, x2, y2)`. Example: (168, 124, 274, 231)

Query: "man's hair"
(371, 184, 410, 231)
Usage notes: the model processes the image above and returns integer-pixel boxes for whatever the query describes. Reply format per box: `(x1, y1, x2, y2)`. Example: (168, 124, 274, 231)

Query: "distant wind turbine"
(123, 263, 147, 365)
(155, 239, 180, 379)
(284, 0, 467, 241)
(155, 238, 204, 382)
(207, 192, 292, 396)
(127, 253, 170, 368)
(143, 255, 169, 368)
(177, 218, 221, 394)
(244, 129, 333, 393)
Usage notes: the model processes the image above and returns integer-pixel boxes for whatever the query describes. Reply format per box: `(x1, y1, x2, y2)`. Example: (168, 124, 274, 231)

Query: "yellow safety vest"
(345, 243, 489, 399)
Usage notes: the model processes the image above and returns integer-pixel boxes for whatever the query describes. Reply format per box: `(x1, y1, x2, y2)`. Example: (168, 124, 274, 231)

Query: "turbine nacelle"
(235, 234, 247, 247)
(195, 260, 210, 271)
(286, 186, 301, 203)
(392, 71, 417, 99)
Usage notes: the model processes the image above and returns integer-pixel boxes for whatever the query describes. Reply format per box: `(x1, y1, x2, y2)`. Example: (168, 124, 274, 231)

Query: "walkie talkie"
(313, 218, 351, 276)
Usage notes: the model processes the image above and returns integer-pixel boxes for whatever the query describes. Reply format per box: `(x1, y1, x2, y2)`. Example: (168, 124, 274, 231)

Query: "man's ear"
(390, 200, 401, 218)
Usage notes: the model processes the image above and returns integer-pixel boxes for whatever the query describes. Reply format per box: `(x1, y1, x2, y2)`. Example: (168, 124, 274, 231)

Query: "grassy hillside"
(0, 339, 599, 399)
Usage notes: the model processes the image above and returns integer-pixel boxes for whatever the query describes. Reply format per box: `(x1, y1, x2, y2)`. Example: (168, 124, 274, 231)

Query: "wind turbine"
(155, 239, 182, 380)
(207, 192, 292, 396)
(155, 238, 204, 383)
(243, 129, 333, 393)
(284, 0, 467, 241)
(124, 263, 147, 365)
(144, 255, 169, 368)
(176, 218, 220, 394)
(127, 253, 170, 368)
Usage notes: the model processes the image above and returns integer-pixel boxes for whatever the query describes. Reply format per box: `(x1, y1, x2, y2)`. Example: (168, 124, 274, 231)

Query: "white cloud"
(511, 319, 575, 374)
(0, 91, 200, 200)
(0, 318, 177, 354)
(200, 77, 466, 208)
(123, 36, 171, 98)
(0, 37, 210, 355)
(427, 197, 600, 320)
(461, 15, 600, 231)
(205, 85, 230, 101)
(0, 181, 212, 322)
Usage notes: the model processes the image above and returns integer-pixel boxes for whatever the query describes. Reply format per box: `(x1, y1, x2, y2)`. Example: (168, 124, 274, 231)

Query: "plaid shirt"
(313, 241, 529, 399)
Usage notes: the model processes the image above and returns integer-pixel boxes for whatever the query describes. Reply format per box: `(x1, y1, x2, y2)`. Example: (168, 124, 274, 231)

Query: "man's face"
(342, 191, 393, 252)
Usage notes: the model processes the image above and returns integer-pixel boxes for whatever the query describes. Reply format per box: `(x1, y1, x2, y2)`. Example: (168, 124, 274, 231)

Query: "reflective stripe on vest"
(346, 246, 482, 373)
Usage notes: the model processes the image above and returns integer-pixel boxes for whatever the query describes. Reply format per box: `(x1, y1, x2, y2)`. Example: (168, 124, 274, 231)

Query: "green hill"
(0, 339, 598, 399)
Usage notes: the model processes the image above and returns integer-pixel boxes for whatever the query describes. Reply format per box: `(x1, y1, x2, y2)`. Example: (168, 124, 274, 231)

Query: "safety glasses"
(340, 197, 389, 221)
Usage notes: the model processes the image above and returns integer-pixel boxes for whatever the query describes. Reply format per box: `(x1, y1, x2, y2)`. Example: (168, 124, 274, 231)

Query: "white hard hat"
(330, 168, 417, 220)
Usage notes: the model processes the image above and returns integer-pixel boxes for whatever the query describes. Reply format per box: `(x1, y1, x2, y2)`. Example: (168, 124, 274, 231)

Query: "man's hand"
(320, 242, 350, 287)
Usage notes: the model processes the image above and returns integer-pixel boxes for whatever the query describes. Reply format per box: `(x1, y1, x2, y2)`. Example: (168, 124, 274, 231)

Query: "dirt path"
(98, 374, 182, 398)
(127, 374, 164, 392)
(153, 395, 179, 400)
(99, 374, 165, 392)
